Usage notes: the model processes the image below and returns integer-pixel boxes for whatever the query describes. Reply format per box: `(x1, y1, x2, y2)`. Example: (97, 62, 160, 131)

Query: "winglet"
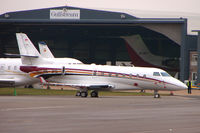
(39, 77, 47, 85)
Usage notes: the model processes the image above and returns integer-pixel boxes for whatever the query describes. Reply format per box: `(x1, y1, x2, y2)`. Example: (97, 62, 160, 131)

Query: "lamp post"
(192, 30, 200, 83)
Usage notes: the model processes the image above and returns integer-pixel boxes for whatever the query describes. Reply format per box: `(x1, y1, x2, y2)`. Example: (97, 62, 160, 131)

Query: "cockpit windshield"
(153, 72, 171, 77)
(160, 72, 171, 77)
(153, 72, 160, 76)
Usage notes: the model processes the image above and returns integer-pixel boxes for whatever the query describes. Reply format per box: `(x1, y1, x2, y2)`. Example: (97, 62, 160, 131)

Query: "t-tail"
(38, 41, 54, 58)
(16, 33, 50, 65)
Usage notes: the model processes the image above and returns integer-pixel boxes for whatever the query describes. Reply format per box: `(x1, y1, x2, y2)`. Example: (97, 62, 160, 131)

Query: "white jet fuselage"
(0, 59, 38, 87)
(21, 64, 187, 91)
(0, 58, 82, 87)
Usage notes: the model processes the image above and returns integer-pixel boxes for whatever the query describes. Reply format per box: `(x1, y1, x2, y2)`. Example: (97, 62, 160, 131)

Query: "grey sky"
(0, 0, 199, 34)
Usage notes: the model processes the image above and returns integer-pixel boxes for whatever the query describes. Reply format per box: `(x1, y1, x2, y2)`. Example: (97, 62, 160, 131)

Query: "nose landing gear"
(154, 90, 160, 98)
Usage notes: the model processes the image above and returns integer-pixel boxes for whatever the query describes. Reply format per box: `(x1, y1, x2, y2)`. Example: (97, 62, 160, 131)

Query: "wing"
(39, 77, 114, 90)
(0, 79, 15, 87)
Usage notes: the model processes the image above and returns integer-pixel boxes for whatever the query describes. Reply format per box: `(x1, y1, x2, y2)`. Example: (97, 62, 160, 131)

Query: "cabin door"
(156, 76, 164, 89)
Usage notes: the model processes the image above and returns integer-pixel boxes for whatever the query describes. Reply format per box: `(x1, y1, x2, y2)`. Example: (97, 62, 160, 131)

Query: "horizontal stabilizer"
(4, 53, 21, 57)
(20, 55, 39, 58)
(4, 53, 39, 58)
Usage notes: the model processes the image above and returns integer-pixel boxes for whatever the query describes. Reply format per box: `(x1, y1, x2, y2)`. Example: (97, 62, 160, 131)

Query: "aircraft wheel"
(81, 92, 88, 97)
(154, 93, 160, 98)
(91, 91, 98, 97)
(154, 90, 160, 98)
(76, 91, 81, 96)
(28, 85, 33, 88)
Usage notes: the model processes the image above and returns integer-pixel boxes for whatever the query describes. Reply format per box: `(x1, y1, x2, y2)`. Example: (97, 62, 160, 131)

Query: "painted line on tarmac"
(0, 106, 65, 111)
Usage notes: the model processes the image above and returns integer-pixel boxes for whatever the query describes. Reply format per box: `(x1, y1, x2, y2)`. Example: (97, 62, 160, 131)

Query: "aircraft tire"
(28, 85, 33, 88)
(154, 94, 160, 98)
(76, 91, 81, 96)
(91, 91, 98, 97)
(81, 92, 88, 97)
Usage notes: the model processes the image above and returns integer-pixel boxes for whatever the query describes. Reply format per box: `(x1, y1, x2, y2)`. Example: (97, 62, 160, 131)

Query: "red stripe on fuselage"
(20, 66, 59, 73)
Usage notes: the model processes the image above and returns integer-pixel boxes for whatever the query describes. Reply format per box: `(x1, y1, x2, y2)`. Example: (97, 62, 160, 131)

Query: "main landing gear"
(90, 91, 98, 97)
(154, 90, 160, 98)
(76, 90, 98, 98)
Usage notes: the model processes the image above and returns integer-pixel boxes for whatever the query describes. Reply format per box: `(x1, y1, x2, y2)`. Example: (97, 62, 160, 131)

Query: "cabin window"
(8, 66, 11, 70)
(14, 66, 17, 70)
(160, 72, 170, 77)
(0, 65, 4, 70)
(153, 72, 160, 76)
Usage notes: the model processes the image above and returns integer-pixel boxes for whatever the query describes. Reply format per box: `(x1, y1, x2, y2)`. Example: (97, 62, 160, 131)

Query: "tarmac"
(0, 95, 200, 133)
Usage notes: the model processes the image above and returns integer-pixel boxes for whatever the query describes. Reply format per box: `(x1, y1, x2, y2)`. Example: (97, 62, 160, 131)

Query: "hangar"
(0, 6, 188, 81)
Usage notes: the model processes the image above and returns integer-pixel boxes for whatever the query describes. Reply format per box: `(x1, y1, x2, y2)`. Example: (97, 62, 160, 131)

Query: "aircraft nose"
(166, 78, 188, 90)
(179, 82, 188, 90)
(173, 78, 188, 90)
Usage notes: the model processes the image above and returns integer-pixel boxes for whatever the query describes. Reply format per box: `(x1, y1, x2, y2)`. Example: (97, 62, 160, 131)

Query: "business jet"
(0, 58, 39, 87)
(0, 37, 82, 88)
(38, 41, 83, 65)
(122, 35, 179, 72)
(16, 33, 187, 98)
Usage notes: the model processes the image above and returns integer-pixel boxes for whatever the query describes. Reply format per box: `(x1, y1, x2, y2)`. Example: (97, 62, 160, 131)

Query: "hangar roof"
(0, 6, 186, 24)
(0, 6, 188, 81)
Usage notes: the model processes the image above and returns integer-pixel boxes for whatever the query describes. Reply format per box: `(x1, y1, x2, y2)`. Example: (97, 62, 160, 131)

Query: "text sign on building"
(50, 9, 80, 19)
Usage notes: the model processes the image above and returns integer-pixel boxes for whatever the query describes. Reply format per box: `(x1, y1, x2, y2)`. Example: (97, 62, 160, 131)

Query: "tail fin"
(16, 33, 40, 57)
(38, 41, 54, 58)
(16, 33, 48, 65)
(121, 35, 164, 67)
